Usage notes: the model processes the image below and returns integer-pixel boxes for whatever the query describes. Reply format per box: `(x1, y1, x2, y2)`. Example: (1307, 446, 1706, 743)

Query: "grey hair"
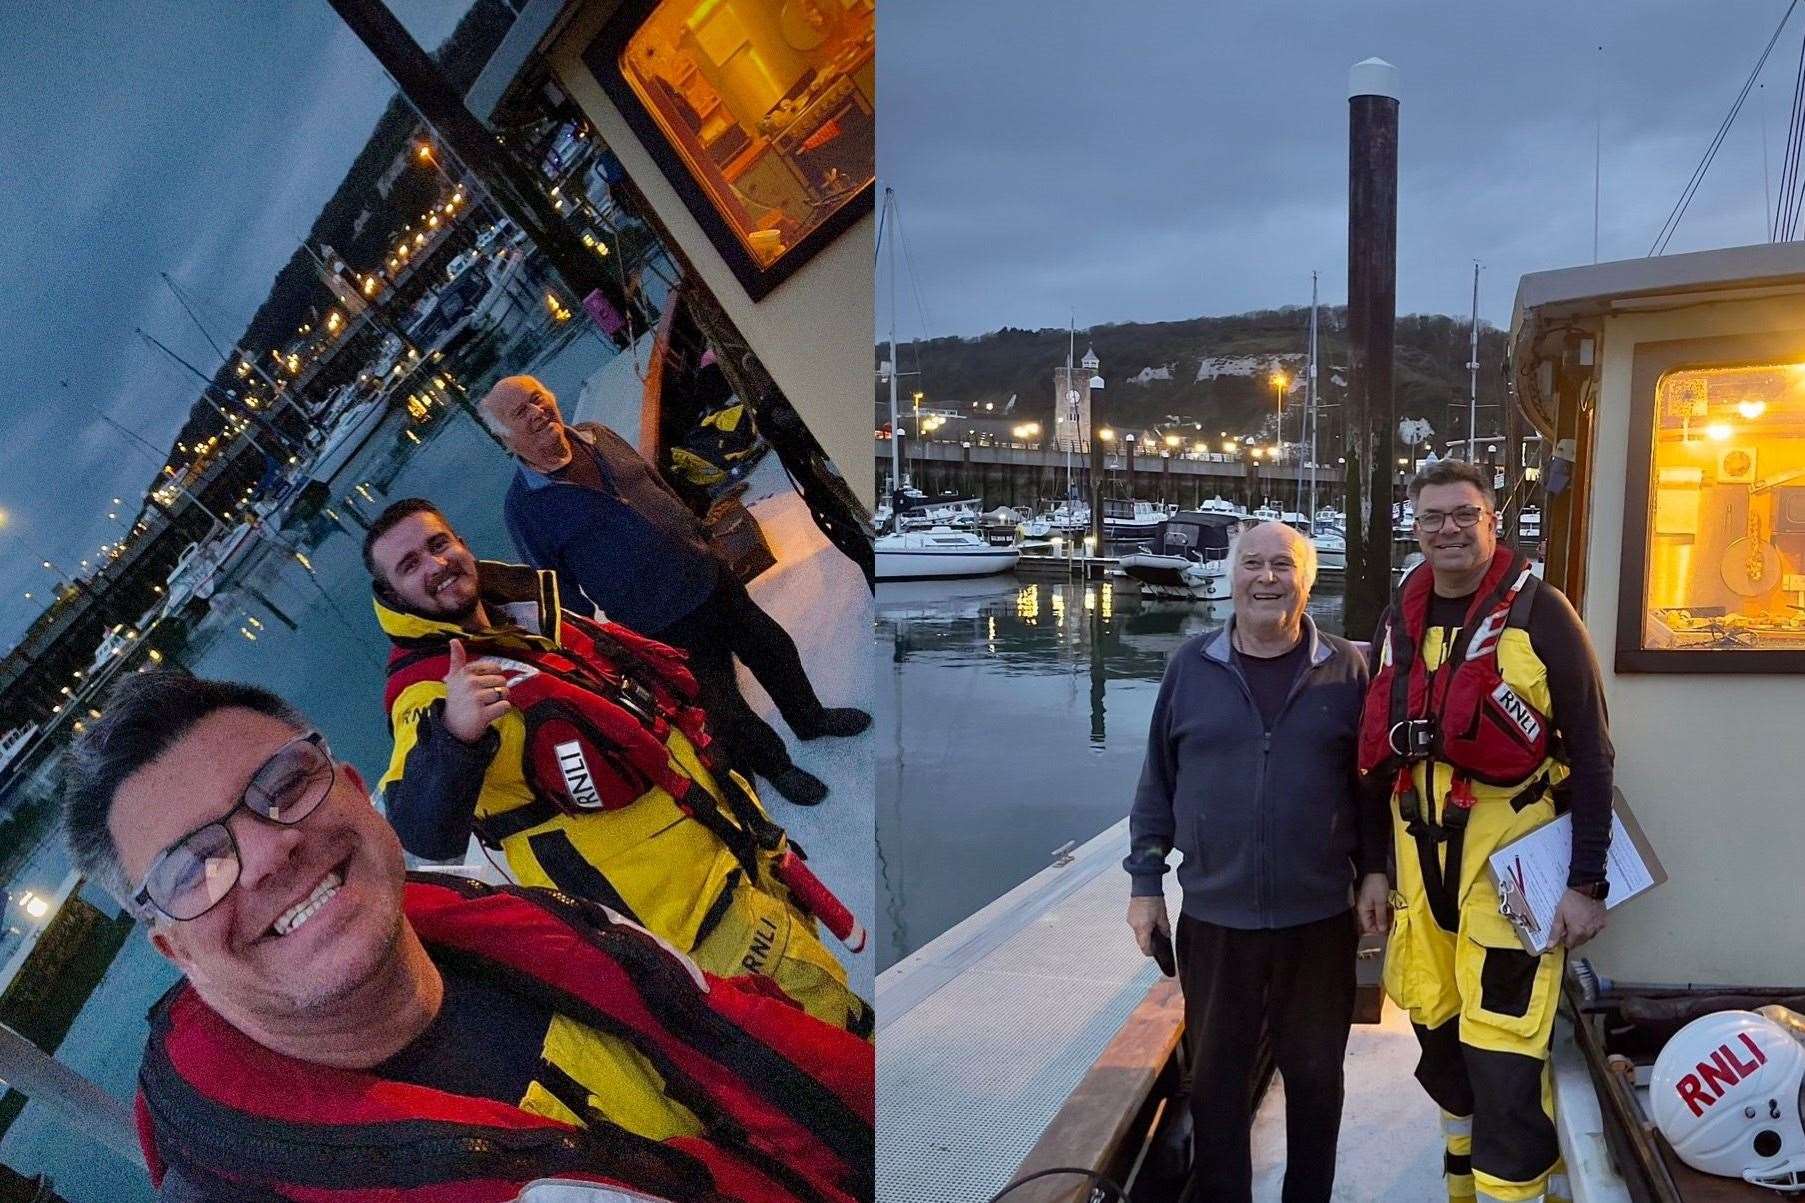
(478, 404, 509, 439)
(1229, 520, 1319, 591)
(477, 375, 545, 446)
(63, 672, 307, 912)
(1408, 457, 1496, 507)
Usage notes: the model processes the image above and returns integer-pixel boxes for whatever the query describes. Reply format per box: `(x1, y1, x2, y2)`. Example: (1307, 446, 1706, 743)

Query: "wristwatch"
(1568, 878, 1610, 901)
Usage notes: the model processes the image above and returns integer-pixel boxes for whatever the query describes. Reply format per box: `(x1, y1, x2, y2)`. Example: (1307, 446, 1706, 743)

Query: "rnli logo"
(1490, 682, 1542, 743)
(1675, 1034, 1769, 1116)
(553, 740, 604, 810)
(741, 915, 779, 973)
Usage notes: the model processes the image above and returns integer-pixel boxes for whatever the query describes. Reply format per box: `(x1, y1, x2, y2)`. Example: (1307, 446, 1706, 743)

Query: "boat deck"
(573, 364, 875, 995)
(877, 819, 1446, 1201)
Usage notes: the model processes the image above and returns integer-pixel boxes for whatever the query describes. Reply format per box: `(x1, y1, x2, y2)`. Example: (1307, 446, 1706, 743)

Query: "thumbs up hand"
(442, 638, 512, 743)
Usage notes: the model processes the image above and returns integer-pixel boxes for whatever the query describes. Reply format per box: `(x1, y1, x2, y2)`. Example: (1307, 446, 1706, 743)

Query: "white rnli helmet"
(1651, 1010, 1805, 1191)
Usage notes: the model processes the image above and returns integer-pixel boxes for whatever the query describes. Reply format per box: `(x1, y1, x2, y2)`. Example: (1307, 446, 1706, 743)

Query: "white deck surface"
(573, 368, 874, 995)
(1251, 998, 1444, 1200)
(879, 819, 1446, 1201)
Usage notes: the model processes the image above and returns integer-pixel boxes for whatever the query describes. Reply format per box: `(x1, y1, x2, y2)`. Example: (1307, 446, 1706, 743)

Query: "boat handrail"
(1001, 978, 1185, 1202)
(0, 1021, 141, 1168)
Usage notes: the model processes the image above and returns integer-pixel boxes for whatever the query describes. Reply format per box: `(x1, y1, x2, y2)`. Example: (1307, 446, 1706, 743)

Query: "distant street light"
(1271, 370, 1289, 453)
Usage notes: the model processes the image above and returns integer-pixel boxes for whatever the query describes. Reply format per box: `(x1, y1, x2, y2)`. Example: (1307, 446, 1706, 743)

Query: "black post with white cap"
(1345, 56, 1400, 637)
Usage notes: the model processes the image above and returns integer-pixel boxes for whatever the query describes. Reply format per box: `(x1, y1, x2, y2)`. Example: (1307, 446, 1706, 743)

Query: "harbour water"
(874, 576, 1345, 971)
(0, 325, 622, 1199)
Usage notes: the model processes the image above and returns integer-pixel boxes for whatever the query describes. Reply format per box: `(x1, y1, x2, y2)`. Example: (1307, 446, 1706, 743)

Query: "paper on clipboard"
(1485, 788, 1667, 955)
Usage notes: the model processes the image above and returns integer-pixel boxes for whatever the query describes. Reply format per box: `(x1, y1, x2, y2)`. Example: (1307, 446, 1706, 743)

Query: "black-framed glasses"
(1415, 505, 1489, 533)
(131, 731, 336, 922)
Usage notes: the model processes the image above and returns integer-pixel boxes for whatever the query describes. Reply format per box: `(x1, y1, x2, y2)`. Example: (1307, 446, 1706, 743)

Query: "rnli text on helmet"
(1675, 1033, 1771, 1117)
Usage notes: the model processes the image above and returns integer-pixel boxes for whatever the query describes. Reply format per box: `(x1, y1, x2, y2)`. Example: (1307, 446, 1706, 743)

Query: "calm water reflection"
(874, 576, 1344, 971)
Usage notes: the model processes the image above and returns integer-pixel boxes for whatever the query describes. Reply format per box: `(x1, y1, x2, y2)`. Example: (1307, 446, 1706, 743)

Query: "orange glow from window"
(620, 0, 874, 269)
(1642, 362, 1805, 652)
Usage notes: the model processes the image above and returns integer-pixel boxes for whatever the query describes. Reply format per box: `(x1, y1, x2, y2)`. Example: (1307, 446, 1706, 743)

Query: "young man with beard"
(1360, 458, 1613, 1203)
(479, 375, 868, 808)
(1126, 521, 1391, 1203)
(361, 498, 871, 1037)
(62, 672, 873, 1202)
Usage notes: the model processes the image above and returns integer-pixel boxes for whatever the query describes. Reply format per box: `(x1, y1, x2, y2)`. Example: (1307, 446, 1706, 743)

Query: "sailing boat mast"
(1307, 271, 1319, 524)
(1064, 316, 1076, 503)
(884, 188, 903, 534)
(1467, 261, 1481, 461)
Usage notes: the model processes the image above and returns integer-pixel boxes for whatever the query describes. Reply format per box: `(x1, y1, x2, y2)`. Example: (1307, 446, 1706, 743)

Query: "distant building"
(1054, 347, 1100, 451)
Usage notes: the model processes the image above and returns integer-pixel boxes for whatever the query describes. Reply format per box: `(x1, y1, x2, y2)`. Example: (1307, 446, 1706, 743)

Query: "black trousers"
(655, 573, 826, 781)
(1178, 909, 1357, 1203)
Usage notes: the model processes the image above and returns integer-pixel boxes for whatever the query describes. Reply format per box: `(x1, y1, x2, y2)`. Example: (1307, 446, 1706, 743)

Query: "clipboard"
(1485, 788, 1668, 954)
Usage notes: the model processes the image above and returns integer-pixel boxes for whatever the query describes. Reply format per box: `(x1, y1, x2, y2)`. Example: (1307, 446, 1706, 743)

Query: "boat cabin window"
(1638, 361, 1805, 659)
(598, 0, 875, 298)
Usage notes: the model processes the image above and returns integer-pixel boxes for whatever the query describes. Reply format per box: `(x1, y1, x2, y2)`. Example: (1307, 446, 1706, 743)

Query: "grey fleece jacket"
(1124, 615, 1388, 930)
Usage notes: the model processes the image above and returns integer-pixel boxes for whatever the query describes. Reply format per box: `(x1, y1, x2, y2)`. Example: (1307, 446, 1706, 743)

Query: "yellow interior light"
(1737, 399, 1767, 420)
(1706, 422, 1734, 442)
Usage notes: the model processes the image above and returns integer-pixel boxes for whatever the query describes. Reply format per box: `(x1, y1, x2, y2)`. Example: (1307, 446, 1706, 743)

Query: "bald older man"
(480, 375, 868, 808)
(1126, 521, 1391, 1203)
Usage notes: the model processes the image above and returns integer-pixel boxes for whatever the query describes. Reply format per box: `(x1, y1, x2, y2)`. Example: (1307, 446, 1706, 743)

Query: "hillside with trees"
(160, 0, 518, 470)
(878, 307, 1514, 451)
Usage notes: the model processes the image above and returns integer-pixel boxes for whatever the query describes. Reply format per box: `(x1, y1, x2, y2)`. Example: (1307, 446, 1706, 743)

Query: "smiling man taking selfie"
(63, 672, 873, 1203)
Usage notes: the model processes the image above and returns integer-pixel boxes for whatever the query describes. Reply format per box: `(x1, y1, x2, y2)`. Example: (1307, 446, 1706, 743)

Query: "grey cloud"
(0, 1, 472, 644)
(881, 0, 1797, 338)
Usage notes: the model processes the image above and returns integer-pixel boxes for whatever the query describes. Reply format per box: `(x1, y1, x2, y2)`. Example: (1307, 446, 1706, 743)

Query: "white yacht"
(1199, 496, 1249, 519)
(1310, 525, 1347, 572)
(1024, 501, 1091, 540)
(875, 527, 1020, 581)
(87, 624, 136, 673)
(898, 497, 982, 531)
(163, 523, 257, 607)
(0, 724, 39, 778)
(1101, 498, 1173, 541)
(306, 392, 389, 486)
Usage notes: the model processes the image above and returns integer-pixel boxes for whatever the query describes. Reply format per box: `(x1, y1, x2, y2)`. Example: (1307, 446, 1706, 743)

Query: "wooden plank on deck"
(1004, 978, 1185, 1203)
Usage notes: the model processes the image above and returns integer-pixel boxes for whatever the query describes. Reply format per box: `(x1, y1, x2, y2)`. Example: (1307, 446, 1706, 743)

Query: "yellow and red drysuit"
(1360, 548, 1573, 1202)
(376, 562, 869, 1037)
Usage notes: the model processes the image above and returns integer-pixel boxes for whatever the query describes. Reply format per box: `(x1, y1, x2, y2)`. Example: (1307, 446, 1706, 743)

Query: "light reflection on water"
(874, 576, 1344, 971)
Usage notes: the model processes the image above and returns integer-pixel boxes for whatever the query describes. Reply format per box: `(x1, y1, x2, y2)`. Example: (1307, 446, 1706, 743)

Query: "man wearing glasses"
(1358, 459, 1613, 1203)
(62, 672, 873, 1203)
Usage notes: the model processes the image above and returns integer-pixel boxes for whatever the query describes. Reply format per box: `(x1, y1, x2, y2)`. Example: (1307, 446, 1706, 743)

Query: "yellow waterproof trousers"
(1385, 788, 1567, 1202)
(692, 872, 874, 1039)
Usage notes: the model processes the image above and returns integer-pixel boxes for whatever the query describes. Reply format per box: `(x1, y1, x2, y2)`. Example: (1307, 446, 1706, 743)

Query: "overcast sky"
(0, 1, 473, 647)
(878, 0, 1801, 342)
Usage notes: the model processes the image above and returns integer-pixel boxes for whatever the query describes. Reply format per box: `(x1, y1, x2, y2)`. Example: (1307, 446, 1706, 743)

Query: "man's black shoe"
(794, 708, 872, 740)
(768, 766, 829, 806)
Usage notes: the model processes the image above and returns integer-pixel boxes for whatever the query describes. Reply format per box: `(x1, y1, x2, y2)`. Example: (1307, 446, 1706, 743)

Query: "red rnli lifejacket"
(384, 615, 721, 821)
(133, 875, 874, 1203)
(1357, 547, 1552, 812)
